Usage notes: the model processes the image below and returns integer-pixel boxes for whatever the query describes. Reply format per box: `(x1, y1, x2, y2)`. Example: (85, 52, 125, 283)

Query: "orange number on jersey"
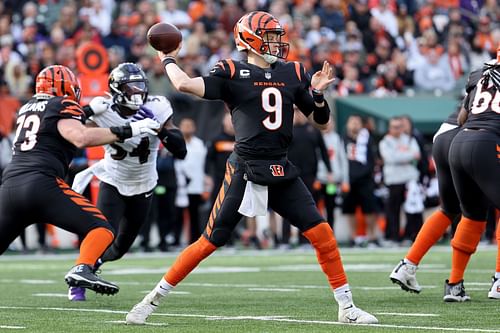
(261, 87, 283, 130)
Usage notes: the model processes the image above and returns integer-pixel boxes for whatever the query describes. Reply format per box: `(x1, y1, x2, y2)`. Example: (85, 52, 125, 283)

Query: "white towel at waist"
(71, 160, 105, 194)
(238, 180, 268, 217)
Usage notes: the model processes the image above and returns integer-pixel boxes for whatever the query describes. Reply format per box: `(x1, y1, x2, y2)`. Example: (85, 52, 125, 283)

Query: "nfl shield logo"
(265, 72, 272, 80)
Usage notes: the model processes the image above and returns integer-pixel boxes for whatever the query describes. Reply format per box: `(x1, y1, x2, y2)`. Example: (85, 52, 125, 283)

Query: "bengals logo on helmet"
(35, 65, 81, 102)
(234, 11, 289, 63)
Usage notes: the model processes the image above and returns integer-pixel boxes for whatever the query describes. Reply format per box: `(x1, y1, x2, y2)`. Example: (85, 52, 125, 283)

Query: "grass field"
(0, 245, 499, 333)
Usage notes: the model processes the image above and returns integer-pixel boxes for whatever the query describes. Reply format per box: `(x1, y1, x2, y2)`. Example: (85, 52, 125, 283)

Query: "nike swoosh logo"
(145, 192, 153, 198)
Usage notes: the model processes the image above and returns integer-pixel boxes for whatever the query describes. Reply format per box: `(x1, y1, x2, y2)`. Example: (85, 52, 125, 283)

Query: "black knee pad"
(208, 228, 232, 247)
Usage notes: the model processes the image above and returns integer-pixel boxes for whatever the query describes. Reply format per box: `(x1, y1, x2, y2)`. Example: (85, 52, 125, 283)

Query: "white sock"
(403, 258, 417, 266)
(495, 272, 500, 279)
(155, 278, 174, 296)
(333, 284, 353, 309)
(144, 278, 174, 306)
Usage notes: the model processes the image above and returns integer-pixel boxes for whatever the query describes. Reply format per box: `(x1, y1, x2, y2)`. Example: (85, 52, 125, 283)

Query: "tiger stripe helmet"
(234, 11, 289, 64)
(35, 65, 81, 102)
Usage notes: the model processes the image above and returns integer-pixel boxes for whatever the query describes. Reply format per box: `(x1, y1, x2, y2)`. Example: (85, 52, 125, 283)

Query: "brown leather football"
(147, 23, 182, 53)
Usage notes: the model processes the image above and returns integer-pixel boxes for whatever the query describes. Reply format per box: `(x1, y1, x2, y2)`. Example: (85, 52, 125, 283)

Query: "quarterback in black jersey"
(126, 11, 377, 325)
(0, 65, 160, 296)
(446, 51, 500, 300)
(389, 69, 484, 296)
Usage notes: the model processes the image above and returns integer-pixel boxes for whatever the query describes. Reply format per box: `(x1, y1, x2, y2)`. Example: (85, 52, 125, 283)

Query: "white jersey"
(90, 95, 173, 196)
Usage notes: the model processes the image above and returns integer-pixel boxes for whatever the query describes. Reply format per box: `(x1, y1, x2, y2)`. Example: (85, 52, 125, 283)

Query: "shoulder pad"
(465, 69, 484, 93)
(208, 59, 236, 79)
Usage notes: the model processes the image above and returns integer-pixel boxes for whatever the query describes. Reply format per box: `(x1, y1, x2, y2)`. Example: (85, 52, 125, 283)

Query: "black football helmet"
(109, 62, 149, 116)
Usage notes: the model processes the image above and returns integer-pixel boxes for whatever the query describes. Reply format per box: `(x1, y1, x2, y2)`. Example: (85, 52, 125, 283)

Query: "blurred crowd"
(0, 0, 498, 104)
(1, 0, 499, 252)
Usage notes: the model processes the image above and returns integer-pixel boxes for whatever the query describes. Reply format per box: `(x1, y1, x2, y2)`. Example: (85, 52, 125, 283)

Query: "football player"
(0, 65, 160, 295)
(126, 11, 377, 325)
(445, 49, 500, 301)
(389, 75, 480, 295)
(68, 63, 187, 301)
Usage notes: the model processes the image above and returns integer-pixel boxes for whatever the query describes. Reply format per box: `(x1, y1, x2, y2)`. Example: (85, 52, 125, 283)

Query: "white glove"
(129, 118, 160, 136)
(89, 96, 111, 115)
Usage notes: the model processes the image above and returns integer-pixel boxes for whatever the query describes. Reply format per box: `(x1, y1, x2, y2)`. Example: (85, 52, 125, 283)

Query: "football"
(147, 22, 182, 54)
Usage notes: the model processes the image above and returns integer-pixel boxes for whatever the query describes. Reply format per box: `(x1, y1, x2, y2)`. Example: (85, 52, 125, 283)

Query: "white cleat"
(487, 277, 500, 299)
(338, 305, 378, 324)
(390, 260, 422, 293)
(126, 301, 157, 325)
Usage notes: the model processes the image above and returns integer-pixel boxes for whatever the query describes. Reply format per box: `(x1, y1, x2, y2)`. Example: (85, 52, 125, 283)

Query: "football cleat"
(390, 260, 422, 293)
(487, 276, 500, 299)
(64, 264, 119, 295)
(126, 302, 157, 325)
(68, 287, 86, 301)
(338, 305, 378, 324)
(443, 279, 470, 302)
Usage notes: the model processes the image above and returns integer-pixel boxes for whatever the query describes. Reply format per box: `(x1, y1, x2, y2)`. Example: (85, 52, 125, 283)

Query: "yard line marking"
(106, 320, 168, 326)
(32, 293, 67, 298)
(375, 312, 439, 317)
(140, 290, 191, 295)
(0, 325, 25, 329)
(0, 306, 499, 332)
(20, 279, 55, 284)
(248, 288, 300, 292)
(358, 286, 437, 290)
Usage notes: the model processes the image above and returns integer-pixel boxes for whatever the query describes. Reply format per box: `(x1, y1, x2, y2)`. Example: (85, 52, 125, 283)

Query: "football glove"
(130, 118, 160, 136)
(88, 96, 111, 115)
(132, 106, 156, 122)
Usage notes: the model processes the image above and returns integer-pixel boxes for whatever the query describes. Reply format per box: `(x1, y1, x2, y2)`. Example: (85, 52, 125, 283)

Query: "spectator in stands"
(160, 0, 192, 31)
(371, 62, 404, 97)
(379, 117, 421, 243)
(316, 0, 346, 33)
(370, 0, 398, 37)
(414, 47, 455, 93)
(337, 63, 364, 96)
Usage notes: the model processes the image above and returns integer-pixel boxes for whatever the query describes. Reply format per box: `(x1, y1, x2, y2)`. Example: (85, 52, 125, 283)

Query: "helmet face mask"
(234, 12, 289, 64)
(109, 63, 148, 116)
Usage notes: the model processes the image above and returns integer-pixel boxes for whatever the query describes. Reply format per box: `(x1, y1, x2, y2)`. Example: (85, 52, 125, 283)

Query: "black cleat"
(443, 279, 470, 302)
(65, 264, 119, 295)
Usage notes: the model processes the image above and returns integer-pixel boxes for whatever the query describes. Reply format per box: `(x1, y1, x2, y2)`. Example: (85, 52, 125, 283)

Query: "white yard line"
(248, 288, 300, 292)
(375, 312, 439, 317)
(32, 293, 67, 298)
(0, 306, 499, 332)
(0, 325, 25, 329)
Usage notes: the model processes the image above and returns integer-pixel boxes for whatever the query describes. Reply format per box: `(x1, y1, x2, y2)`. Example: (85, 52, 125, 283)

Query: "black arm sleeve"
(82, 105, 94, 118)
(158, 127, 187, 159)
(312, 101, 331, 125)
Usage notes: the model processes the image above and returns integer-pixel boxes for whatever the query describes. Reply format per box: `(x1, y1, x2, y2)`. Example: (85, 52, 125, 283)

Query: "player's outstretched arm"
(157, 46, 205, 98)
(58, 118, 160, 148)
(308, 61, 335, 130)
(158, 118, 187, 159)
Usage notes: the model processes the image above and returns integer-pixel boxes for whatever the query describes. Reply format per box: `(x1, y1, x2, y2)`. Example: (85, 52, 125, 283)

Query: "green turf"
(0, 246, 499, 332)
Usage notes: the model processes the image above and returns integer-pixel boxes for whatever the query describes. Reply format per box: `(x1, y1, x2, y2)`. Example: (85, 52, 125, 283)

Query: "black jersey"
(203, 60, 317, 159)
(3, 96, 85, 180)
(463, 67, 500, 135)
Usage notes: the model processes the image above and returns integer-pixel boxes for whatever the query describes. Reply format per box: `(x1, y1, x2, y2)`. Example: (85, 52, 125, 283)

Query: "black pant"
(203, 153, 324, 247)
(140, 186, 177, 247)
(432, 127, 461, 217)
(449, 129, 500, 220)
(0, 173, 111, 254)
(385, 183, 406, 242)
(98, 182, 153, 262)
(282, 174, 320, 245)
